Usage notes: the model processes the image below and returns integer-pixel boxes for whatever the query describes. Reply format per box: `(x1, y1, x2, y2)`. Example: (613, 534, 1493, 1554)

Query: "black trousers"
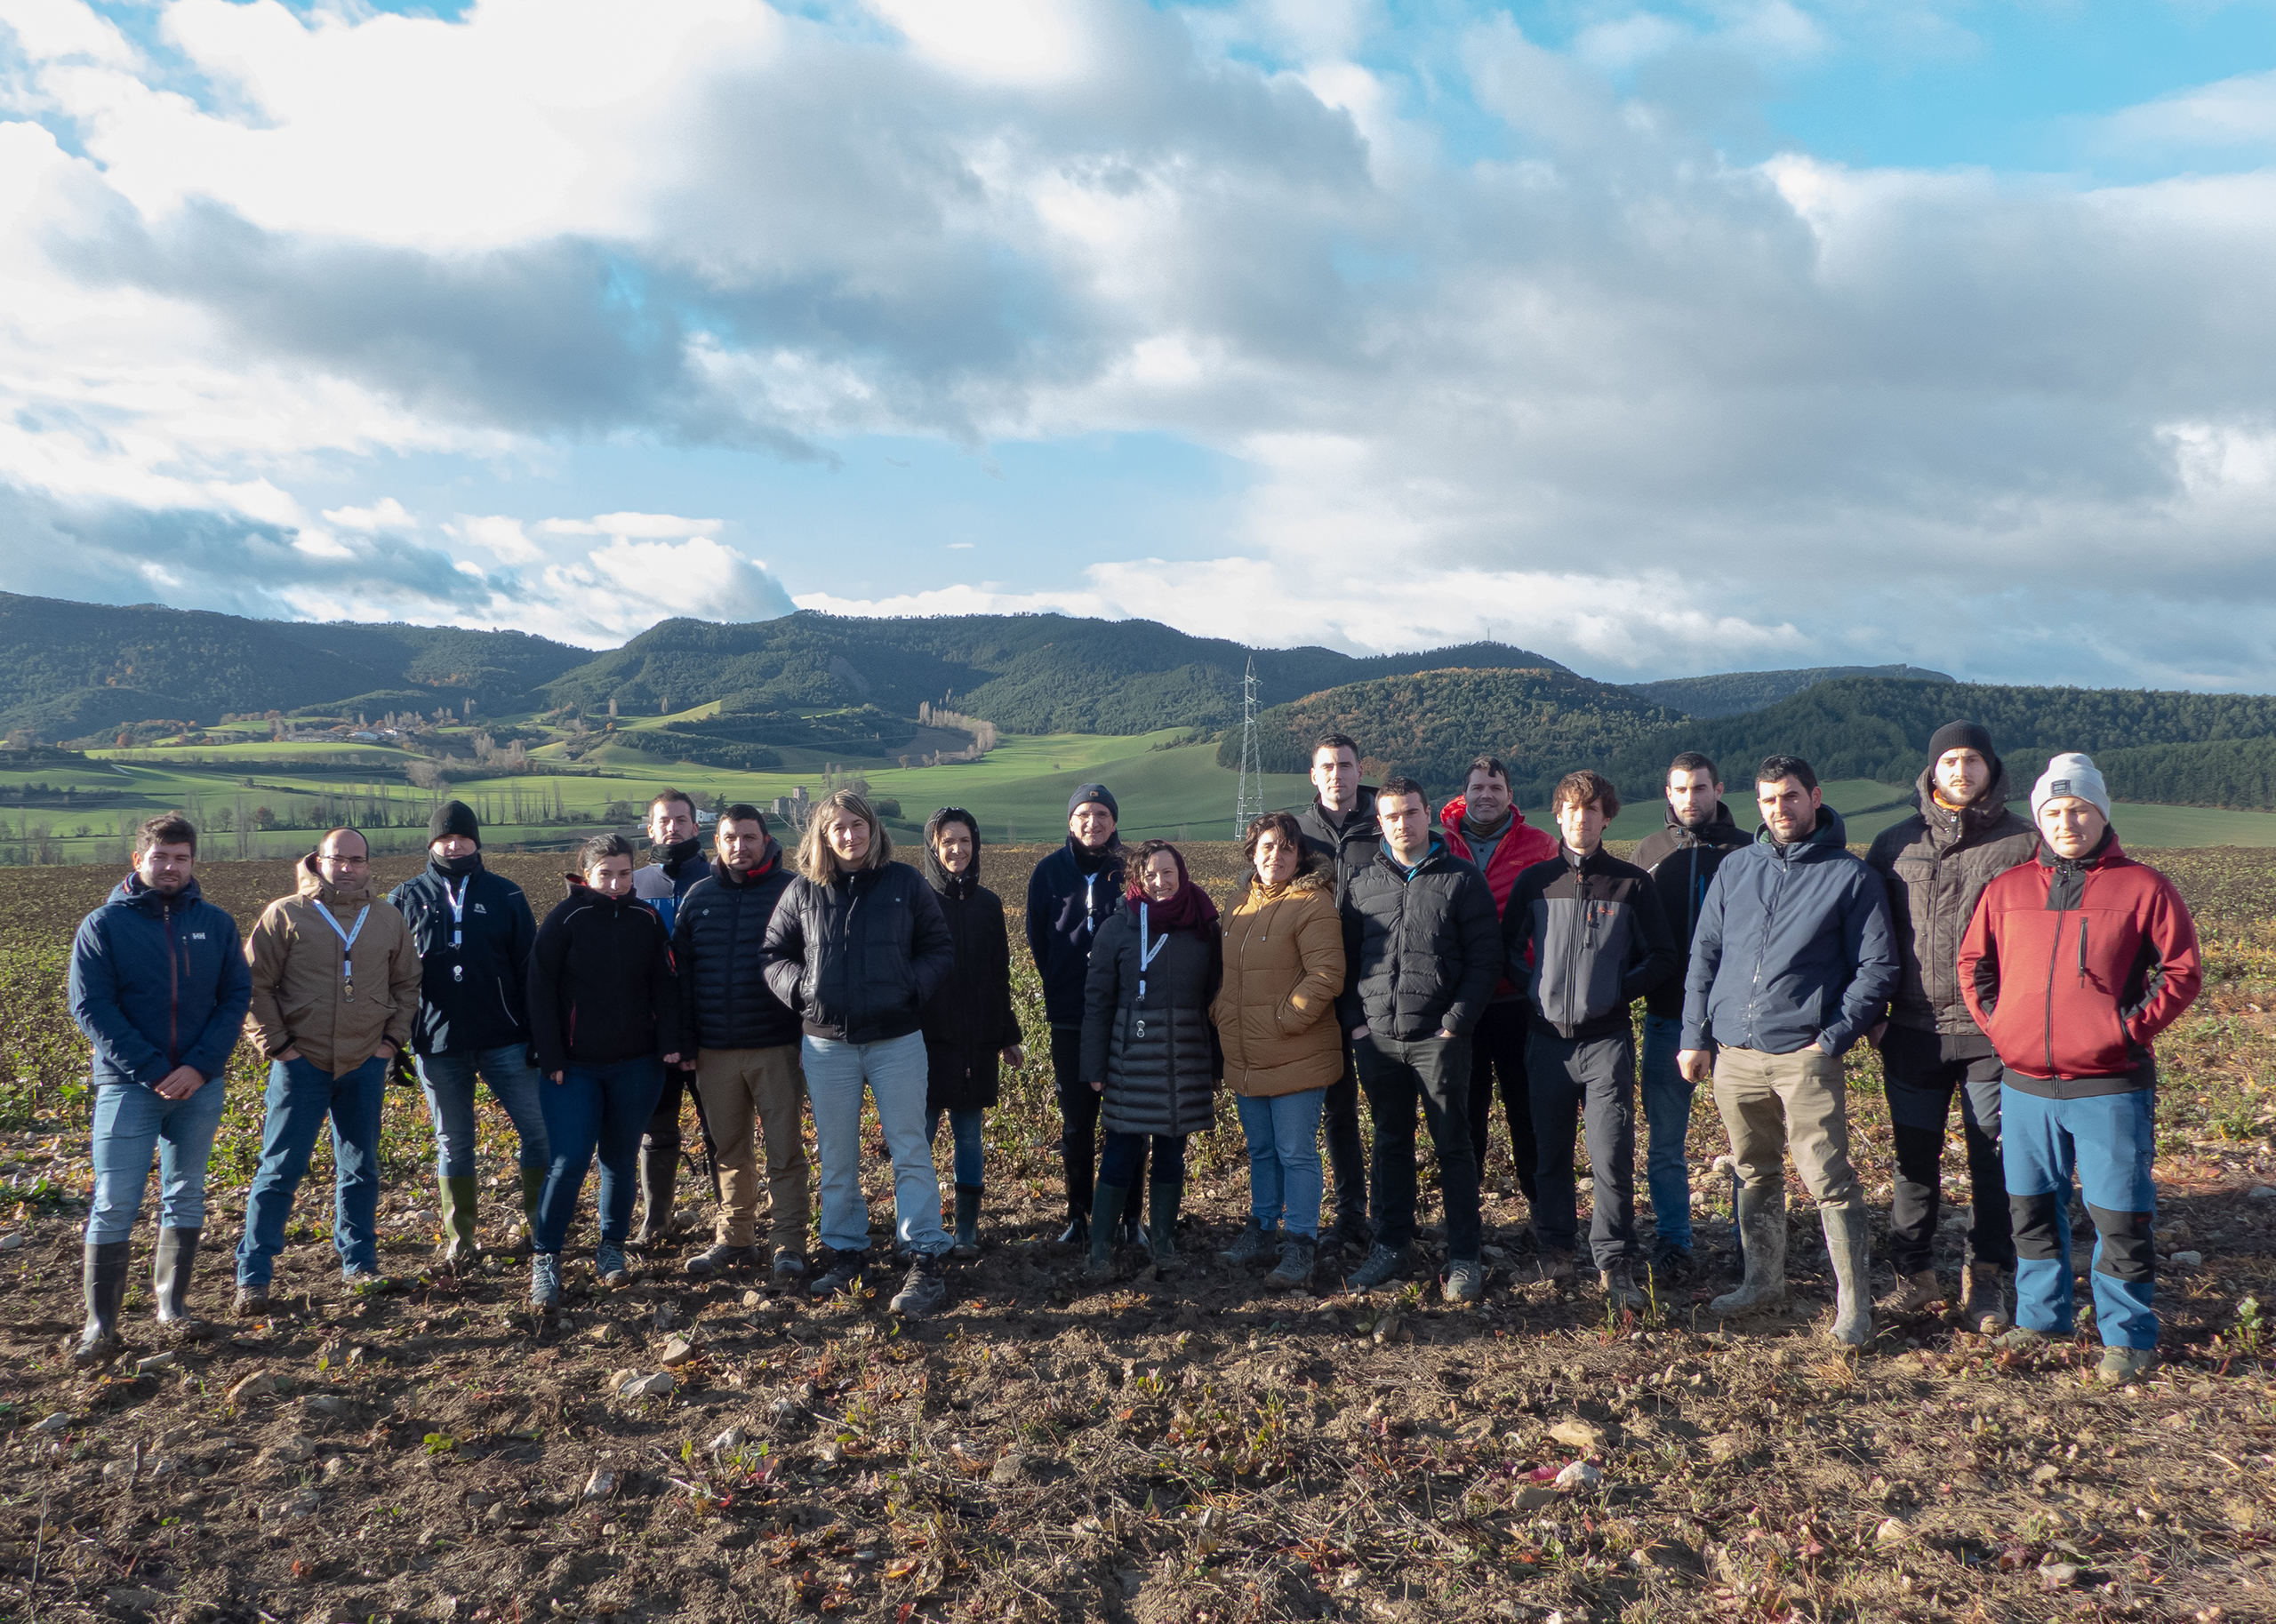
(1465, 1000, 1538, 1204)
(643, 1066, 685, 1154)
(1881, 1025, 2014, 1274)
(1052, 1025, 1142, 1224)
(1355, 1032, 1482, 1261)
(1323, 1044, 1368, 1223)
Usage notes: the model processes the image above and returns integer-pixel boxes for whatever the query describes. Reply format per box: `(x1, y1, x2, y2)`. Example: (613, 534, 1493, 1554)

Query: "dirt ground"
(2, 844, 2273, 1624)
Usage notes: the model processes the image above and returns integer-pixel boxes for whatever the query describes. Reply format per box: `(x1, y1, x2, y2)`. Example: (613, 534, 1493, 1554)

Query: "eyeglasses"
(321, 852, 370, 866)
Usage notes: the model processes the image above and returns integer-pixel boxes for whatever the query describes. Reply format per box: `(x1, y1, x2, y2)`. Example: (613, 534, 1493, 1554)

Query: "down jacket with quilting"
(672, 842, 801, 1052)
(1081, 903, 1224, 1139)
(760, 860, 955, 1045)
(1211, 868, 1345, 1098)
(1337, 831, 1503, 1042)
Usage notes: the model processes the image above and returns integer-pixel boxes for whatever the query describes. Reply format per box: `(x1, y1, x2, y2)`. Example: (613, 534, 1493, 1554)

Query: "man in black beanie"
(1865, 721, 2037, 1332)
(385, 800, 547, 1267)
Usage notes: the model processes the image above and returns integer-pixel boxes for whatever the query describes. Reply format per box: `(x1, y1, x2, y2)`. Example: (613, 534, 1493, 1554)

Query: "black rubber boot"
(74, 1241, 132, 1364)
(632, 1142, 677, 1247)
(1086, 1184, 1129, 1284)
(152, 1227, 210, 1339)
(952, 1184, 982, 1260)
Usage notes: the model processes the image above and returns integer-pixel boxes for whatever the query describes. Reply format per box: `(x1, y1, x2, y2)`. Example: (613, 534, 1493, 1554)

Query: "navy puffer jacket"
(387, 857, 537, 1056)
(761, 860, 955, 1045)
(1080, 905, 1223, 1139)
(68, 875, 251, 1089)
(673, 843, 801, 1052)
(1680, 808, 1899, 1058)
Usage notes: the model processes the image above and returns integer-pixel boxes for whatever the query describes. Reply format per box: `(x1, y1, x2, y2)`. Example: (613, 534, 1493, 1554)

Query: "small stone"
(658, 1337, 696, 1367)
(2172, 1251, 2204, 1269)
(2039, 1561, 2082, 1590)
(1706, 1432, 1747, 1462)
(303, 1395, 349, 1420)
(654, 1304, 682, 1331)
(989, 1452, 1029, 1485)
(2247, 1186, 2276, 1203)
(618, 1372, 674, 1399)
(709, 1425, 749, 1453)
(1511, 1484, 1556, 1512)
(1549, 1418, 1605, 1452)
(227, 1372, 284, 1404)
(102, 1459, 138, 1481)
(588, 1324, 620, 1345)
(0, 1233, 22, 1251)
(106, 1588, 164, 1612)
(581, 1468, 617, 1500)
(819, 1441, 845, 1465)
(485, 1500, 512, 1524)
(742, 1289, 766, 1308)
(132, 1349, 178, 1375)
(33, 1412, 72, 1434)
(1553, 1460, 1601, 1492)
(765, 1396, 801, 1427)
(2031, 1464, 2063, 1485)
(321, 1457, 349, 1480)
(263, 1436, 317, 1465)
(1874, 1517, 1909, 1547)
(262, 1487, 321, 1521)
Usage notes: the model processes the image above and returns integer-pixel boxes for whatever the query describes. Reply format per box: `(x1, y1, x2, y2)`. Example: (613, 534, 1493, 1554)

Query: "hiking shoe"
(1443, 1258, 1485, 1305)
(1962, 1263, 2011, 1334)
(1221, 1218, 1278, 1268)
(1880, 1268, 1943, 1315)
(1539, 1249, 1577, 1287)
(1326, 1212, 1374, 1254)
(1346, 1243, 1409, 1292)
(342, 1266, 389, 1296)
(232, 1285, 269, 1318)
(685, 1243, 758, 1279)
(1262, 1234, 1316, 1293)
(1600, 1258, 1645, 1312)
(1054, 1218, 1089, 1250)
(1648, 1242, 1695, 1287)
(890, 1255, 947, 1318)
(771, 1248, 808, 1284)
(1998, 1325, 2053, 1352)
(2096, 1346, 2159, 1385)
(809, 1251, 869, 1300)
(595, 1244, 631, 1287)
(529, 1253, 562, 1311)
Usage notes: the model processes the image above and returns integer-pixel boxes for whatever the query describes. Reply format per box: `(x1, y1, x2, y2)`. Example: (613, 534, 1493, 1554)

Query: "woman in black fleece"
(525, 834, 682, 1310)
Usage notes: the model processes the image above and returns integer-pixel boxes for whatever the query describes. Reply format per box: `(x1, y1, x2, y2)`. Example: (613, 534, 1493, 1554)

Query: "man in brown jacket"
(234, 828, 421, 1313)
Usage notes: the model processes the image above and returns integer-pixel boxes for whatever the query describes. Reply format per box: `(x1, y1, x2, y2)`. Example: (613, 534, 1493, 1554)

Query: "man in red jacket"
(1439, 756, 1557, 1224)
(1958, 754, 2200, 1385)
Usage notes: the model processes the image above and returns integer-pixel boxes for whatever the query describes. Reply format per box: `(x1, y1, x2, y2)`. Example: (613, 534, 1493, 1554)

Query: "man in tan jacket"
(234, 828, 421, 1313)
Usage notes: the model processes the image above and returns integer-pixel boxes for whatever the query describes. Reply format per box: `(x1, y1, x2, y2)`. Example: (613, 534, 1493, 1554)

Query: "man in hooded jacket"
(1865, 722, 2038, 1330)
(387, 800, 546, 1269)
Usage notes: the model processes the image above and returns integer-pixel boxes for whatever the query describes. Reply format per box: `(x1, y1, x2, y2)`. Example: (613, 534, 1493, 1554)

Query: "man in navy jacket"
(386, 801, 545, 1269)
(68, 812, 251, 1360)
(1680, 756, 1897, 1346)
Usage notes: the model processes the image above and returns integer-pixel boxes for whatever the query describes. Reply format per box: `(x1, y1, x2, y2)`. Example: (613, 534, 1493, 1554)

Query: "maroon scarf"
(1126, 847, 1220, 936)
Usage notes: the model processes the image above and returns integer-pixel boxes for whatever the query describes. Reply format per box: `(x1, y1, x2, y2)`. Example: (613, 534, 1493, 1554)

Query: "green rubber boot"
(438, 1175, 480, 1271)
(1086, 1184, 1129, 1284)
(1147, 1181, 1183, 1270)
(517, 1167, 548, 1258)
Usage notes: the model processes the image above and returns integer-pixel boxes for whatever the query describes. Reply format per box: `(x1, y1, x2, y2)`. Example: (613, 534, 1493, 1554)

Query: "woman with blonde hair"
(760, 792, 956, 1316)
(1213, 812, 1345, 1292)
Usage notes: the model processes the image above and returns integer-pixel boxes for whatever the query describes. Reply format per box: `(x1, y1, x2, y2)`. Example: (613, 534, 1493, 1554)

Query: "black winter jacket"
(1080, 905, 1223, 1139)
(1632, 801, 1752, 1021)
(527, 881, 681, 1075)
(1023, 837, 1125, 1028)
(672, 843, 801, 1052)
(921, 872, 1024, 1112)
(1294, 791, 1381, 908)
(387, 857, 538, 1056)
(761, 861, 955, 1044)
(1338, 831, 1503, 1041)
(1508, 844, 1680, 1041)
(1865, 761, 2038, 1040)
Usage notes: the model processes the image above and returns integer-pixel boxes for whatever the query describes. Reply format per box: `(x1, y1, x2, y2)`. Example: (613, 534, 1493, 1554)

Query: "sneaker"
(232, 1285, 269, 1318)
(1998, 1325, 2053, 1352)
(2096, 1346, 2159, 1385)
(1600, 1258, 1645, 1312)
(1326, 1212, 1374, 1255)
(342, 1266, 389, 1296)
(1880, 1268, 1943, 1315)
(1443, 1258, 1485, 1304)
(1221, 1219, 1279, 1269)
(1054, 1218, 1089, 1250)
(1345, 1243, 1409, 1292)
(890, 1255, 947, 1317)
(529, 1253, 562, 1311)
(809, 1251, 868, 1300)
(1648, 1242, 1695, 1287)
(685, 1243, 758, 1279)
(771, 1248, 808, 1284)
(595, 1244, 631, 1286)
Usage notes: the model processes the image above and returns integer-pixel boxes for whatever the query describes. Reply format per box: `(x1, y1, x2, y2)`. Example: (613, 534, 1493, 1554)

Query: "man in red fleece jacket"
(1958, 753, 2201, 1386)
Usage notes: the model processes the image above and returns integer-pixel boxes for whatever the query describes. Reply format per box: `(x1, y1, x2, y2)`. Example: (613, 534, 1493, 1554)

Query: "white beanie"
(2032, 752, 2111, 821)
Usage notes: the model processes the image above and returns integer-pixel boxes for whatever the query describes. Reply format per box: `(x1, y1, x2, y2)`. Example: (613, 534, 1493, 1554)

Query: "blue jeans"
(235, 1055, 387, 1287)
(805, 1032, 947, 1257)
(415, 1045, 549, 1178)
(929, 1107, 986, 1188)
(1639, 1014, 1695, 1251)
(533, 1058, 666, 1254)
(1234, 1090, 1326, 1238)
(2003, 1083, 2159, 1350)
(1100, 1130, 1186, 1190)
(86, 1078, 228, 1244)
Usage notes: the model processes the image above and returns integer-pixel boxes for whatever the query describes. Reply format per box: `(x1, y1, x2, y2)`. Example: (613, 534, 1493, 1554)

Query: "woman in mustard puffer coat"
(1212, 812, 1345, 1292)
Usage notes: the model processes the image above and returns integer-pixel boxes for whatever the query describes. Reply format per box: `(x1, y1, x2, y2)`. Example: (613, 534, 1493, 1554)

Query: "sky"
(4, 0, 2275, 688)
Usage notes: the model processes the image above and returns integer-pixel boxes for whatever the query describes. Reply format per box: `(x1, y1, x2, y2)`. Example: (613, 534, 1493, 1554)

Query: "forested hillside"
(538, 613, 1570, 733)
(1628, 663, 1952, 718)
(0, 593, 589, 735)
(1222, 668, 1682, 799)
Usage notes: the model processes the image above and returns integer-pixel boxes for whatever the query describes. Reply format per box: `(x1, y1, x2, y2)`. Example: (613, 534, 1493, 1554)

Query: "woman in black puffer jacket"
(1079, 840, 1222, 1279)
(918, 809, 1025, 1259)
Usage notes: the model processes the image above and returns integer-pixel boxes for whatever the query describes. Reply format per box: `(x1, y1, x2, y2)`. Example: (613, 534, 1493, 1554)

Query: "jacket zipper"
(1747, 852, 1791, 1044)
(164, 898, 181, 1069)
(2042, 901, 2064, 1076)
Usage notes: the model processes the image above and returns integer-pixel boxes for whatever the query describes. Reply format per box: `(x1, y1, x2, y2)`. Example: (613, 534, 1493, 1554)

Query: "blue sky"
(4, 0, 2275, 686)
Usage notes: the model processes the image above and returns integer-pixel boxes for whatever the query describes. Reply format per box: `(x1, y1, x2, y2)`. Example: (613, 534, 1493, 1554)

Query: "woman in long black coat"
(1079, 839, 1222, 1279)
(918, 808, 1025, 1257)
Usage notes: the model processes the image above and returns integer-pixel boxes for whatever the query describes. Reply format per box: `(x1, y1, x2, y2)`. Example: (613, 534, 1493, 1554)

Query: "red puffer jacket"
(1957, 834, 2201, 1097)
(1440, 796, 1557, 997)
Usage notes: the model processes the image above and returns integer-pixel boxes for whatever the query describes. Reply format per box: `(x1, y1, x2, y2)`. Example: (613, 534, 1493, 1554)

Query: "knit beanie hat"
(1068, 783, 1118, 820)
(2031, 754, 2111, 821)
(1927, 720, 1997, 764)
(429, 799, 481, 848)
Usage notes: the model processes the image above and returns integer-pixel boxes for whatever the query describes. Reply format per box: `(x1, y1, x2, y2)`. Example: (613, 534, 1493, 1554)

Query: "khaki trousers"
(1711, 1044, 1862, 1210)
(693, 1045, 810, 1250)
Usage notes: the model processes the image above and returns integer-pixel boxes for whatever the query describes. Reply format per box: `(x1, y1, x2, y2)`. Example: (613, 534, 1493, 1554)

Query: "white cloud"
(2101, 68, 2276, 154)
(864, 0, 1090, 85)
(322, 497, 413, 532)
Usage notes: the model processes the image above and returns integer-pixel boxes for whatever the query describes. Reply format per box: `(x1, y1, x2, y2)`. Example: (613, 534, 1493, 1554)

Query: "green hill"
(1598, 676, 2276, 809)
(1221, 667, 1684, 799)
(537, 613, 1571, 734)
(1627, 664, 1953, 718)
(0, 592, 589, 735)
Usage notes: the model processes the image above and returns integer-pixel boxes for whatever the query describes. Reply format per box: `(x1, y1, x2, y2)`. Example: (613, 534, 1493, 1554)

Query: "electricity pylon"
(1234, 658, 1262, 837)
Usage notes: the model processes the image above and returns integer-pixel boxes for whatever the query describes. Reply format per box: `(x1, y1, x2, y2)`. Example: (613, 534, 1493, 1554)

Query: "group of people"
(64, 722, 2202, 1386)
